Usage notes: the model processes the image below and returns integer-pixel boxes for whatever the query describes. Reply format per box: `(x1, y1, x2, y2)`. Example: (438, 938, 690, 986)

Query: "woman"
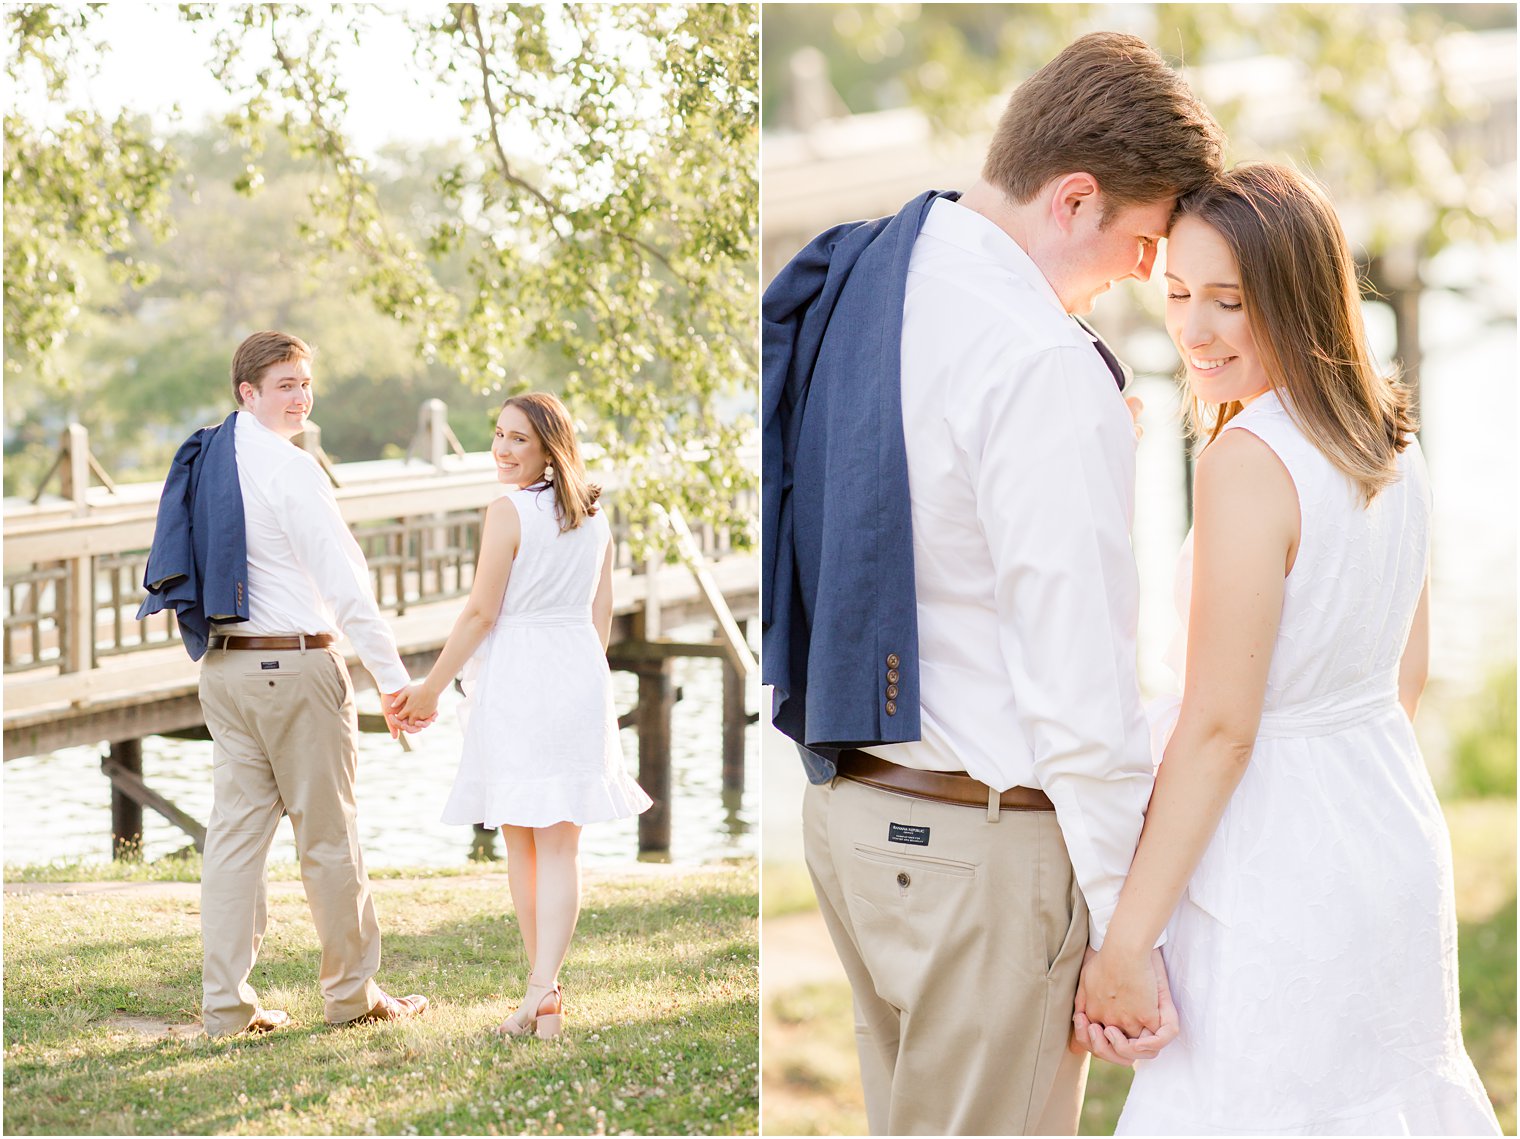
(394, 392, 651, 1039)
(1075, 164, 1499, 1133)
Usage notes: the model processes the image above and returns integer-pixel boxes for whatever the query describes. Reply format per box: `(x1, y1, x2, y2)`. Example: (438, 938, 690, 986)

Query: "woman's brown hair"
(1177, 163, 1416, 503)
(501, 392, 601, 531)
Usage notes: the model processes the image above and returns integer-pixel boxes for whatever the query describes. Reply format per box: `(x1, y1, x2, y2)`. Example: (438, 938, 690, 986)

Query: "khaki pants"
(803, 777, 1090, 1136)
(198, 644, 382, 1035)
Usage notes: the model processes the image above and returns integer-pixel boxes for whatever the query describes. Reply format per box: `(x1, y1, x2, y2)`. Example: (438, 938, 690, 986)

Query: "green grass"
(1443, 664, 1519, 798)
(4, 864, 758, 1135)
(0, 853, 525, 885)
(762, 981, 866, 1136)
(762, 799, 1516, 1135)
(759, 861, 818, 920)
(1450, 798, 1518, 1137)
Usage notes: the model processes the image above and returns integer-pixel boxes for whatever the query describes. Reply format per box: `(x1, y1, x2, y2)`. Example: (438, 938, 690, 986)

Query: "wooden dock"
(3, 407, 758, 856)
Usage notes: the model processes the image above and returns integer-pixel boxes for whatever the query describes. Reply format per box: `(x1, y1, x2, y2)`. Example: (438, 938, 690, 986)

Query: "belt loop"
(986, 784, 1000, 824)
(298, 633, 308, 655)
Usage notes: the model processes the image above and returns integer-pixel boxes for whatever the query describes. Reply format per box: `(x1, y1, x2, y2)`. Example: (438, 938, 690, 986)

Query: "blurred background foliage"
(5, 3, 758, 551)
(762, 2, 1513, 332)
(1446, 663, 1518, 799)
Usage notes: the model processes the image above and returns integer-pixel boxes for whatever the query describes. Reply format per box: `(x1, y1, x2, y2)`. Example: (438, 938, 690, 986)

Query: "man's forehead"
(263, 357, 312, 379)
(1104, 195, 1175, 237)
(1137, 199, 1177, 237)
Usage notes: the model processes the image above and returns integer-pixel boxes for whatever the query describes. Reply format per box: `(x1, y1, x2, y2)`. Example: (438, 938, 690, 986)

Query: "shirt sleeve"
(275, 454, 412, 694)
(954, 341, 1155, 949)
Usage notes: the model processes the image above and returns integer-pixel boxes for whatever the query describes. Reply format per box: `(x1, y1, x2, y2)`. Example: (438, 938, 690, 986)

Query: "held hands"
(381, 686, 439, 738)
(1071, 945, 1179, 1067)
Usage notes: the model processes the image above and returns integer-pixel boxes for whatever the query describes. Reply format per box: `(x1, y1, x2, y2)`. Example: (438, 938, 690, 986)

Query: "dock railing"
(3, 402, 759, 856)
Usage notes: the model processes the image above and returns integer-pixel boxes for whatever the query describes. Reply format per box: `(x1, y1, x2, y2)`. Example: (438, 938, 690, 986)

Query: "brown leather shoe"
(244, 1008, 291, 1034)
(331, 992, 429, 1026)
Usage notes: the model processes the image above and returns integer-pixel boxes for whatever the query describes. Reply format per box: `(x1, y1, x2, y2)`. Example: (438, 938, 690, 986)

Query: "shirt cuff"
(370, 660, 412, 696)
(1086, 904, 1168, 952)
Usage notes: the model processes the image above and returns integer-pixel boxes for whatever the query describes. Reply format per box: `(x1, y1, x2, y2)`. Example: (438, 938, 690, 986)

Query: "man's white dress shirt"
(864, 197, 1155, 946)
(223, 411, 411, 695)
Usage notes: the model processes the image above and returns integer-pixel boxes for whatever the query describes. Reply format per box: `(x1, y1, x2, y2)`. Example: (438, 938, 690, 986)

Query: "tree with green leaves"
(765, 3, 1508, 257)
(4, 6, 179, 391)
(6, 3, 758, 549)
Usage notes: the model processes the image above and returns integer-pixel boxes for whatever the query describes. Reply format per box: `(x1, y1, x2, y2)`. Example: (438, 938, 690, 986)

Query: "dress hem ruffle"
(440, 773, 652, 829)
(1118, 1073, 1500, 1135)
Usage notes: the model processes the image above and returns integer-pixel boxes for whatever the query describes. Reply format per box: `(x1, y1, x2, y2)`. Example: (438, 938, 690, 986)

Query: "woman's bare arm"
(1398, 578, 1431, 720)
(392, 496, 520, 721)
(1079, 428, 1297, 1038)
(592, 538, 615, 650)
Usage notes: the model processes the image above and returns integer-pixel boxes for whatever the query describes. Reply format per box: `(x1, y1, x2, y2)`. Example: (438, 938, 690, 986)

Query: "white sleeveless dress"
(440, 486, 652, 828)
(1118, 392, 1499, 1134)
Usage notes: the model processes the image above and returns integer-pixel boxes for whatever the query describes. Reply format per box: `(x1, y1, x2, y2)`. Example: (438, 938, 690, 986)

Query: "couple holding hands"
(140, 334, 648, 1043)
(139, 28, 1501, 1134)
(763, 31, 1500, 1136)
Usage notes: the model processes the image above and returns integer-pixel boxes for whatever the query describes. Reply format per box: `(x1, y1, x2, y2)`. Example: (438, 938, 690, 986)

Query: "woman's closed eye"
(1167, 291, 1241, 313)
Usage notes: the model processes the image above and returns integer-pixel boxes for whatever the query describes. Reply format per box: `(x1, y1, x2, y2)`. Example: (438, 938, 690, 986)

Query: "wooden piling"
(722, 620, 748, 793)
(60, 425, 96, 675)
(5, 408, 757, 866)
(635, 659, 676, 853)
(108, 738, 144, 860)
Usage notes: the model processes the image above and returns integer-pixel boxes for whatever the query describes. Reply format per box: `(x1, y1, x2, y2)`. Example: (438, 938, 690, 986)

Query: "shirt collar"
(235, 408, 284, 444)
(235, 408, 307, 459)
(920, 196, 1069, 318)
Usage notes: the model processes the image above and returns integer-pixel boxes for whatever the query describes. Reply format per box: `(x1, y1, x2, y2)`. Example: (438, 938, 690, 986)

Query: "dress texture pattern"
(441, 486, 652, 829)
(1118, 392, 1500, 1135)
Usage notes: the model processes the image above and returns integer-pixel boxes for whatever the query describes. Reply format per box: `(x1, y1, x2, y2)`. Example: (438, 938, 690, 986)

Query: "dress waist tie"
(499, 605, 593, 630)
(1255, 673, 1402, 739)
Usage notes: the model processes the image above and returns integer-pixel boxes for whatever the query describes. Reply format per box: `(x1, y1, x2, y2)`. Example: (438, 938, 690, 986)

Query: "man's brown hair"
(231, 331, 313, 405)
(981, 32, 1226, 214)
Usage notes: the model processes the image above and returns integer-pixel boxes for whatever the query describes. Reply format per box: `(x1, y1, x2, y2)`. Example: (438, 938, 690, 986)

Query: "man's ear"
(1050, 172, 1101, 235)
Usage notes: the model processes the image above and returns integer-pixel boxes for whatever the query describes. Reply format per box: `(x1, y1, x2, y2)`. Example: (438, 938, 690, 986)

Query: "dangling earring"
(542, 463, 555, 485)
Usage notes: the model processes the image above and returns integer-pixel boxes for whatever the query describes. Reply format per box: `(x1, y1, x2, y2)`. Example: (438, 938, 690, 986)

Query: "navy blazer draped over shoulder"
(762, 190, 954, 782)
(136, 411, 250, 660)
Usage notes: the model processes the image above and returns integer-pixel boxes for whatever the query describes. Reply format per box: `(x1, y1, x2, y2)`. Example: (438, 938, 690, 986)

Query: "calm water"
(5, 641, 758, 869)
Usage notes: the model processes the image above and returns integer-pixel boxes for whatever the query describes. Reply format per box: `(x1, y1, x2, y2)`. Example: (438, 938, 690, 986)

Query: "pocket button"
(896, 871, 910, 888)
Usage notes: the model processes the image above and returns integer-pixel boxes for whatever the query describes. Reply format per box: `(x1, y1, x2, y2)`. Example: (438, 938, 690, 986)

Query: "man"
(762, 33, 1226, 1134)
(140, 331, 430, 1036)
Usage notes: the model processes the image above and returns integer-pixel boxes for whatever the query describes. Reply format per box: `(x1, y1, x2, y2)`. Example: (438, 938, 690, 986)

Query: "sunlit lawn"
(4, 863, 758, 1135)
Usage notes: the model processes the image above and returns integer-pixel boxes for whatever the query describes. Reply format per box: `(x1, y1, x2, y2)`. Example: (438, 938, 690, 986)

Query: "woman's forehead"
(498, 404, 536, 433)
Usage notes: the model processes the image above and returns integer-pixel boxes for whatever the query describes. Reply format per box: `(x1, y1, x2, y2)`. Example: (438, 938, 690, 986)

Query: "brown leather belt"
(209, 634, 335, 651)
(836, 749, 1055, 812)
